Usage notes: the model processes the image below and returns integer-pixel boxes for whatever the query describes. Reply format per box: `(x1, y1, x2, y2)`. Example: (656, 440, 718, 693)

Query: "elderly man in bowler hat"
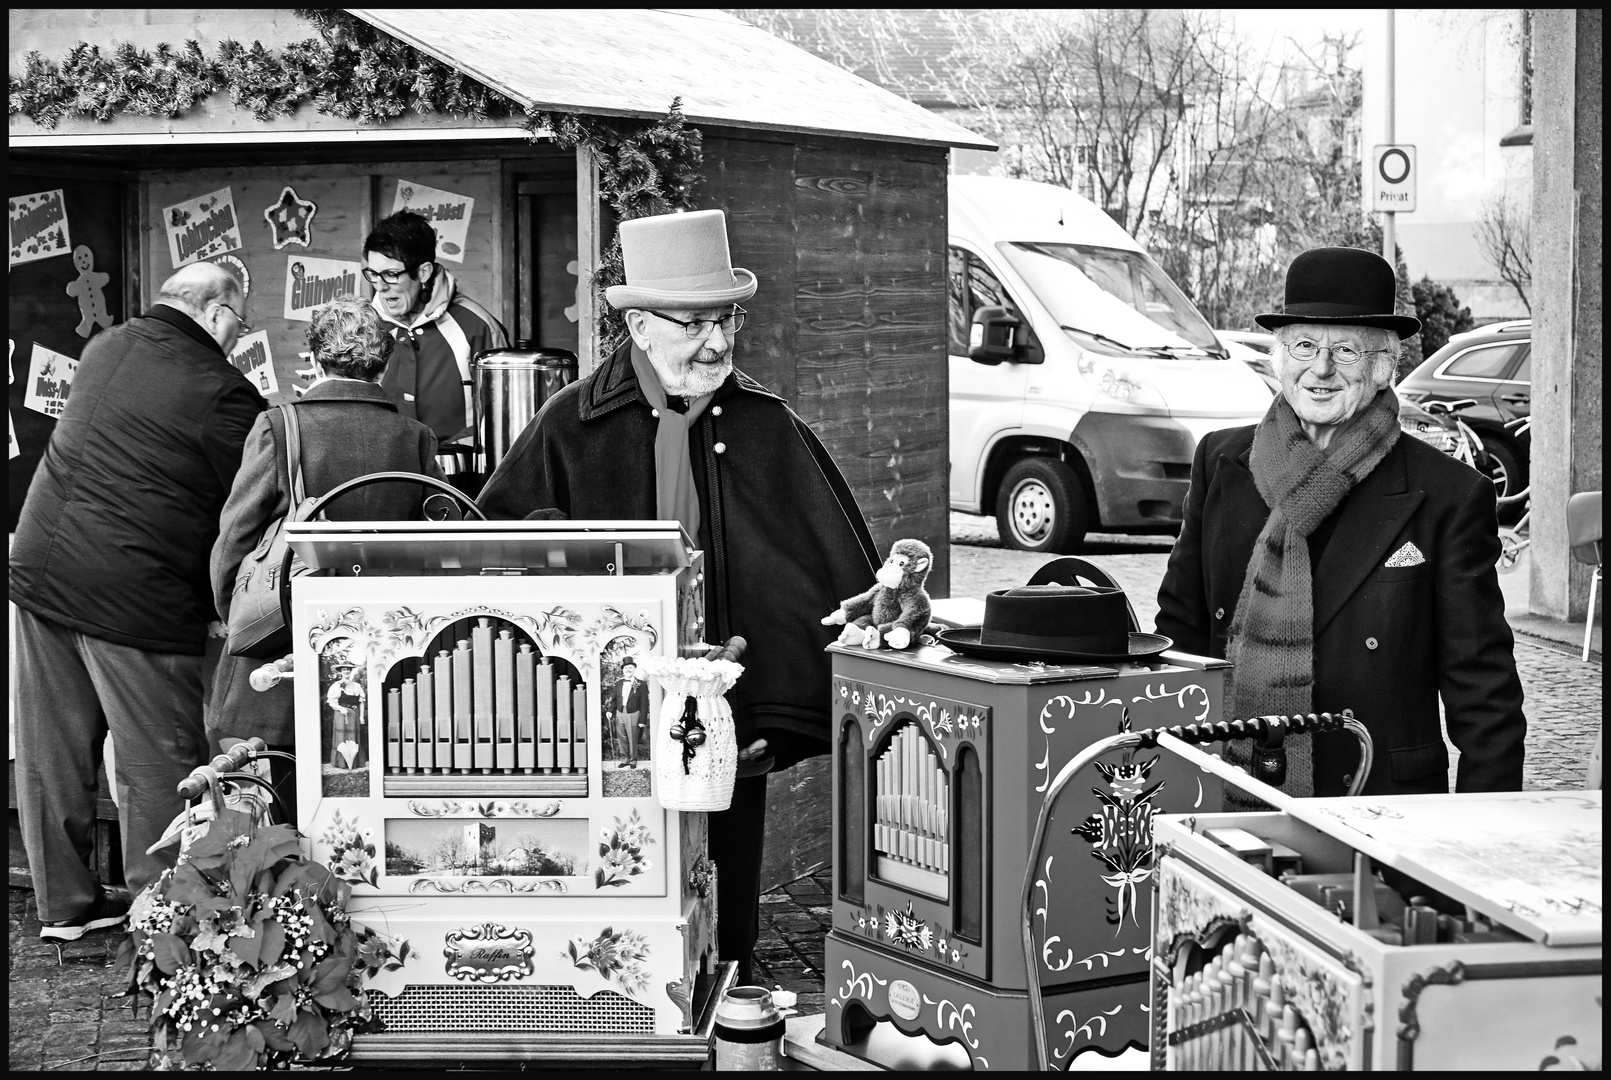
(1155, 247, 1525, 803)
(479, 209, 878, 982)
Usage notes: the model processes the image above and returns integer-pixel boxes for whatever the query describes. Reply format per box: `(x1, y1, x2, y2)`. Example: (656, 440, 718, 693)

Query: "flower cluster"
(595, 809, 655, 889)
(321, 809, 379, 889)
(120, 809, 409, 1071)
(563, 926, 652, 998)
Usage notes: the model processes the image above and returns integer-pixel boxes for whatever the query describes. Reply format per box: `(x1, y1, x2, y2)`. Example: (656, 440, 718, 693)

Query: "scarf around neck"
(629, 344, 713, 542)
(1223, 387, 1401, 799)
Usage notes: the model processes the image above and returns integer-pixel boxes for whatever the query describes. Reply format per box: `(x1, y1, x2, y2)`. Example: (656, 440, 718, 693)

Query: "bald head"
(157, 262, 245, 352)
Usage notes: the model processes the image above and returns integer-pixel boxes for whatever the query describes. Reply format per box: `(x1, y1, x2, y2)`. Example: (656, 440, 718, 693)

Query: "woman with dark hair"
(207, 295, 447, 819)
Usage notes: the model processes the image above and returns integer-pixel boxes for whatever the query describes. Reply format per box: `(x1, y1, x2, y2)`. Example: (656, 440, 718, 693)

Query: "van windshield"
(999, 242, 1224, 354)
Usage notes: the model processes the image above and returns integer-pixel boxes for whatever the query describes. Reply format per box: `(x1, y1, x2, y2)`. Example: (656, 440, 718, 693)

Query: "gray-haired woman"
(207, 295, 447, 818)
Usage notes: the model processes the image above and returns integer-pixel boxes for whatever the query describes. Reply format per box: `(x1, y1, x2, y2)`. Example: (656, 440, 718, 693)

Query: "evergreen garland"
(8, 9, 705, 362)
(527, 100, 705, 357)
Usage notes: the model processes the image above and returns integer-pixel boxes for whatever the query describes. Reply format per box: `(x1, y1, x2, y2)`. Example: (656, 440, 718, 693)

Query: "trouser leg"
(77, 634, 208, 895)
(626, 709, 640, 763)
(709, 772, 769, 983)
(13, 609, 106, 922)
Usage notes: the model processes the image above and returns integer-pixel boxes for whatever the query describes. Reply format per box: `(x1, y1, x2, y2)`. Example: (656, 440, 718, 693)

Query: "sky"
(1220, 8, 1377, 65)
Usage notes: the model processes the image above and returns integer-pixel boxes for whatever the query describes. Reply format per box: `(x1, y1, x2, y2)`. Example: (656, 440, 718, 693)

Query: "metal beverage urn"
(472, 344, 579, 476)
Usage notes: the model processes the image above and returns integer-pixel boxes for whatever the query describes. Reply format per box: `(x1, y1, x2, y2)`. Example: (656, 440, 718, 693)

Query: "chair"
(1567, 490, 1602, 662)
(1026, 556, 1139, 631)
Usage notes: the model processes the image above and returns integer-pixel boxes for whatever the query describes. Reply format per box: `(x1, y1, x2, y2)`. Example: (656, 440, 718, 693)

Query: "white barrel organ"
(284, 521, 724, 1066)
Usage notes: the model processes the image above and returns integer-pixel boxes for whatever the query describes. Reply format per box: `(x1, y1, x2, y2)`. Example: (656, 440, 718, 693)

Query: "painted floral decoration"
(118, 808, 409, 1070)
(595, 809, 655, 888)
(563, 926, 651, 997)
(321, 809, 379, 889)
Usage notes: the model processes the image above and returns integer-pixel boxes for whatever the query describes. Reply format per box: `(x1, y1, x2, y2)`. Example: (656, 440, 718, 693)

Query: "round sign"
(887, 979, 922, 1021)
(1378, 148, 1412, 185)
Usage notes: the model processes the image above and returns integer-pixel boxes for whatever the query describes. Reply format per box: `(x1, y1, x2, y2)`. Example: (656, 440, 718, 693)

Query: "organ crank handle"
(250, 655, 295, 692)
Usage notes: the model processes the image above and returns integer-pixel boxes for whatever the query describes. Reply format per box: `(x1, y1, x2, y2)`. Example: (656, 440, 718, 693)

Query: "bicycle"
(1493, 416, 1532, 573)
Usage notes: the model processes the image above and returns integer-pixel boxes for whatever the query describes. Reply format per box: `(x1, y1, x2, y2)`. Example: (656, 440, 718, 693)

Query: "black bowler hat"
(1255, 247, 1421, 339)
(935, 585, 1172, 663)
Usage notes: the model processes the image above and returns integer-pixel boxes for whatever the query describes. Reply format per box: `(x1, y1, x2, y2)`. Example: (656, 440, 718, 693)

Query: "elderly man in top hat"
(1155, 247, 1525, 803)
(479, 208, 878, 982)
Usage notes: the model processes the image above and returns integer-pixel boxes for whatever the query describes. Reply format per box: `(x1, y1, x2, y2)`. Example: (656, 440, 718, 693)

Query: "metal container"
(472, 343, 578, 475)
(712, 986, 784, 1071)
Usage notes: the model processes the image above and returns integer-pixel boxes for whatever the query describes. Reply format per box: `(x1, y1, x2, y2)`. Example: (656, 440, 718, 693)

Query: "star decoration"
(262, 185, 317, 249)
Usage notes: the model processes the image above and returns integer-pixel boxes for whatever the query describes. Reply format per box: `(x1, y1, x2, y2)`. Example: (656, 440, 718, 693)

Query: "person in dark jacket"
(10, 261, 264, 940)
(1155, 247, 1525, 803)
(208, 295, 446, 820)
(363, 210, 508, 459)
(478, 208, 879, 982)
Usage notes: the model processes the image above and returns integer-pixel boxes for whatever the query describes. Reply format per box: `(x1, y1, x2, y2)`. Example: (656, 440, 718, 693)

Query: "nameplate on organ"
(872, 721, 950, 900)
(382, 615, 587, 797)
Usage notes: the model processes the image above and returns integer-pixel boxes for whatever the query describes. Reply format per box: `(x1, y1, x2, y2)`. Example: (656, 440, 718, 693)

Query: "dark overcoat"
(1155, 424, 1526, 797)
(479, 344, 879, 765)
(10, 305, 264, 653)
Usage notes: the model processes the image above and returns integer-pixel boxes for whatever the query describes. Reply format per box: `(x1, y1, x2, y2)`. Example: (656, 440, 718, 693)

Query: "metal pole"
(1383, 10, 1396, 266)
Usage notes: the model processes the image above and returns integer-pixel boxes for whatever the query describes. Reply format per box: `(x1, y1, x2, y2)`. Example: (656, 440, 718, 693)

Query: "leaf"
(255, 1018, 297, 1053)
(288, 1009, 331, 1060)
(270, 990, 299, 1026)
(230, 926, 264, 967)
(258, 917, 287, 968)
(166, 861, 220, 906)
(214, 1023, 266, 1071)
(310, 955, 348, 996)
(181, 1019, 227, 1064)
(315, 984, 362, 1012)
(151, 933, 192, 975)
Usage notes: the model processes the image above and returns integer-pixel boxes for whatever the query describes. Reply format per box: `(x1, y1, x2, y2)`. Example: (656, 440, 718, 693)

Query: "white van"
(948, 175, 1272, 551)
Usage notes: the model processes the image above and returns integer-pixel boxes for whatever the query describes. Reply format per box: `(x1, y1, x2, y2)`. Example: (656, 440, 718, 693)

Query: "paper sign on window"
(164, 187, 243, 268)
(24, 344, 79, 419)
(9, 189, 72, 268)
(392, 181, 474, 264)
(228, 330, 280, 398)
(284, 256, 362, 323)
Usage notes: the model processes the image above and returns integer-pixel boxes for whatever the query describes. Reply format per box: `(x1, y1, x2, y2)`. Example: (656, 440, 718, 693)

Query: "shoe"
(40, 890, 131, 942)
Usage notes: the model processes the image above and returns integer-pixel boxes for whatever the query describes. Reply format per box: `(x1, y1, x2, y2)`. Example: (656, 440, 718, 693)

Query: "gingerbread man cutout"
(65, 245, 113, 338)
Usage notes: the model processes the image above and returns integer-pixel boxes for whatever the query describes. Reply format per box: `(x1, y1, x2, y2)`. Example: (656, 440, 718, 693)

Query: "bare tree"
(1476, 192, 1533, 314)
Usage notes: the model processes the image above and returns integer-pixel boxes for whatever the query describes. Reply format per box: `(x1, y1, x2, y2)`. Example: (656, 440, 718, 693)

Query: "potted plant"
(120, 807, 408, 1070)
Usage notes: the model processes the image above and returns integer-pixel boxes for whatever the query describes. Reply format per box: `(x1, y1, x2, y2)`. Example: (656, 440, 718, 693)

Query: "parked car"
(948, 176, 1273, 553)
(1397, 319, 1530, 500)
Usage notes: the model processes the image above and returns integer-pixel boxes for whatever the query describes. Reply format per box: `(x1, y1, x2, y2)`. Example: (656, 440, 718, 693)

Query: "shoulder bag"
(225, 404, 320, 658)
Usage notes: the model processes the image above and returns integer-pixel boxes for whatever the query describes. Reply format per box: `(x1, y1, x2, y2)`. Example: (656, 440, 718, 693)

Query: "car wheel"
(995, 457, 1090, 553)
(1482, 438, 1525, 523)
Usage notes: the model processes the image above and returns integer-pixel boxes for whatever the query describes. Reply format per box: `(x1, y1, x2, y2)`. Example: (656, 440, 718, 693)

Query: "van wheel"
(996, 458, 1090, 553)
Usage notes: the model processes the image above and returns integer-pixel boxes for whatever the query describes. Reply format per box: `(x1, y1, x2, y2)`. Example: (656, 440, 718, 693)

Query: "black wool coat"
(1155, 424, 1526, 797)
(10, 305, 265, 654)
(479, 344, 879, 764)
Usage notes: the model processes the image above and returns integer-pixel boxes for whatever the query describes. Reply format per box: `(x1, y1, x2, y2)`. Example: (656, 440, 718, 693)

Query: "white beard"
(646, 347, 732, 397)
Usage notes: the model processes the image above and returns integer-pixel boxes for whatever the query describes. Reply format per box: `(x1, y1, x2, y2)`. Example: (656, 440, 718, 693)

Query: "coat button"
(712, 405, 723, 416)
(1365, 637, 1378, 650)
(1342, 772, 1355, 787)
(1215, 607, 1226, 620)
(650, 408, 659, 418)
(714, 442, 726, 454)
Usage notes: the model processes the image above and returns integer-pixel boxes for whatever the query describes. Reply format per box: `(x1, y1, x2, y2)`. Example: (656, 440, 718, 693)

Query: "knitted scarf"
(1224, 387, 1400, 800)
(630, 344, 712, 541)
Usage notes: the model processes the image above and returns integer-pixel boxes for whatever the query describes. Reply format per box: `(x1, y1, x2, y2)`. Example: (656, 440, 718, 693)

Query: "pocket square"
(1385, 541, 1425, 568)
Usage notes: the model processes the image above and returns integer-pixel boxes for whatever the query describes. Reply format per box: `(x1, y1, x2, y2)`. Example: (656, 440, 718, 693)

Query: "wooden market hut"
(7, 8, 993, 888)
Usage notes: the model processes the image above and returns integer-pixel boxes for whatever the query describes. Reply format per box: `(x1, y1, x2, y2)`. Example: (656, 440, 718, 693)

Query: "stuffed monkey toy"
(822, 538, 934, 650)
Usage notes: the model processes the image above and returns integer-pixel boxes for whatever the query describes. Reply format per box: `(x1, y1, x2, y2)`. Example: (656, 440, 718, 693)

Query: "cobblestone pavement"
(9, 516, 1599, 1067)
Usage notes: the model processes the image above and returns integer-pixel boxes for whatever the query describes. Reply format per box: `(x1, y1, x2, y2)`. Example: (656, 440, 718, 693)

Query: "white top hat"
(605, 209, 758, 310)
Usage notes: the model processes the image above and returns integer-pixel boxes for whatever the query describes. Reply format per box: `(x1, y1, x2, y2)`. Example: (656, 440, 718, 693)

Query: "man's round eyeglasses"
(217, 302, 252, 333)
(645, 307, 747, 339)
(361, 267, 412, 286)
(1285, 339, 1388, 367)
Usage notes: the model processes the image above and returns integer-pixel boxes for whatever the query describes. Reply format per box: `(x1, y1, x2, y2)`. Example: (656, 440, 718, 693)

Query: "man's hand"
(737, 737, 770, 766)
(702, 637, 747, 664)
